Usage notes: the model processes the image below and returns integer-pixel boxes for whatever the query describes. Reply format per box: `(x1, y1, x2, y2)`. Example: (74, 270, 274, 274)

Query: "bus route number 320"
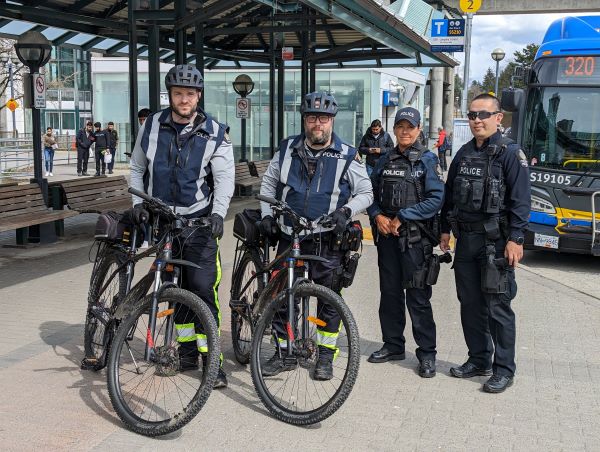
(530, 171, 572, 185)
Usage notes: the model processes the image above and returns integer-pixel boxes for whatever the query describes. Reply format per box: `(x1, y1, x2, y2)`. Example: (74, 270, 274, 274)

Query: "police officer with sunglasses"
(440, 93, 531, 393)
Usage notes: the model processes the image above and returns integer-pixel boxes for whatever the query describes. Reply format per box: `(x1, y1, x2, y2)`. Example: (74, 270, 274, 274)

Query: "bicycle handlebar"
(256, 194, 333, 232)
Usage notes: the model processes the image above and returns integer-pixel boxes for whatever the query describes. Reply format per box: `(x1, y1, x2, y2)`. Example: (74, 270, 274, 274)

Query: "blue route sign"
(430, 19, 465, 52)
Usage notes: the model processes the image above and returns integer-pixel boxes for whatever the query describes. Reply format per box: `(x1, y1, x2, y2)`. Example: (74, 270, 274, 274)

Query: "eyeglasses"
(467, 110, 501, 121)
(305, 114, 332, 124)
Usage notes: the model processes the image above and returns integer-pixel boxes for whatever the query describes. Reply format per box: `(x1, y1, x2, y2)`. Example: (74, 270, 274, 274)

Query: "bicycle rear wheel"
(230, 250, 264, 365)
(250, 283, 360, 425)
(82, 249, 127, 371)
(107, 287, 219, 436)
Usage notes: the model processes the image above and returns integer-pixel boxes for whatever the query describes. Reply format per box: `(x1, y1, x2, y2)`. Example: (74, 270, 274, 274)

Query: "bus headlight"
(531, 194, 556, 214)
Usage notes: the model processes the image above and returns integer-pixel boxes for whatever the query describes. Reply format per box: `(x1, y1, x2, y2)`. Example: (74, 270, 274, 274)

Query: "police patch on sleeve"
(517, 149, 528, 167)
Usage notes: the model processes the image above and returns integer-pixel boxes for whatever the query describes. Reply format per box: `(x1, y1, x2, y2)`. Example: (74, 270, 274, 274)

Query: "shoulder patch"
(517, 149, 528, 167)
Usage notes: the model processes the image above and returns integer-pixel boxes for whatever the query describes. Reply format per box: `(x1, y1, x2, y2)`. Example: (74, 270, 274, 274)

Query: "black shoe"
(102, 171, 106, 175)
(367, 346, 406, 363)
(213, 367, 228, 389)
(82, 172, 89, 176)
(261, 352, 298, 377)
(313, 356, 333, 381)
(77, 172, 82, 177)
(418, 359, 436, 378)
(94, 172, 100, 177)
(483, 374, 514, 393)
(108, 170, 113, 174)
(450, 362, 492, 378)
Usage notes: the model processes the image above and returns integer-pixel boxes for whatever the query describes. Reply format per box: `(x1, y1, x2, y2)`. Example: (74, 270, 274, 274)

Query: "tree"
(0, 38, 26, 112)
(481, 67, 496, 94)
(513, 43, 539, 67)
(467, 80, 483, 104)
(454, 73, 463, 108)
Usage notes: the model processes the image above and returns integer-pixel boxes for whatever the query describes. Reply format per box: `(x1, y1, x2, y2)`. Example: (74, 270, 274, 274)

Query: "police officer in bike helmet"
(440, 93, 531, 393)
(367, 107, 444, 378)
(258, 91, 373, 380)
(130, 64, 235, 388)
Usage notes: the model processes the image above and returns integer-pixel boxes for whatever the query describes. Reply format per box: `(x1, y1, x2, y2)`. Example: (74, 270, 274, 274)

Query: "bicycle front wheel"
(250, 283, 360, 425)
(83, 249, 127, 371)
(231, 250, 264, 364)
(107, 287, 219, 436)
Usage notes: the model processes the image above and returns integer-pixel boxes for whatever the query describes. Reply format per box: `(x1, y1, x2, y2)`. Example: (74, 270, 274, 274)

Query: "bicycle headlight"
(531, 194, 556, 214)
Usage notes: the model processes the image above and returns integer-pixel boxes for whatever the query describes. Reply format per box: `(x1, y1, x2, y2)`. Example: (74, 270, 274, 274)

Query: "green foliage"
(481, 67, 496, 94)
(513, 43, 539, 67)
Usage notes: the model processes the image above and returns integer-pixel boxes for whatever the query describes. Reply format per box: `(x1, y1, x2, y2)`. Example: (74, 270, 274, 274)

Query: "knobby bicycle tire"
(230, 249, 265, 365)
(107, 287, 220, 436)
(250, 283, 360, 425)
(83, 249, 128, 371)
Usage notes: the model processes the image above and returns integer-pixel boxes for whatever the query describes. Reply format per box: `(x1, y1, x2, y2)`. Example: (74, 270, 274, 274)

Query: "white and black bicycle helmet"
(300, 91, 338, 116)
(165, 64, 204, 90)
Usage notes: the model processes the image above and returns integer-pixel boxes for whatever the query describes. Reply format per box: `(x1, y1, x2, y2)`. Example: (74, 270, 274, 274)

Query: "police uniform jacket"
(130, 107, 235, 218)
(440, 130, 531, 239)
(260, 132, 373, 235)
(367, 143, 444, 222)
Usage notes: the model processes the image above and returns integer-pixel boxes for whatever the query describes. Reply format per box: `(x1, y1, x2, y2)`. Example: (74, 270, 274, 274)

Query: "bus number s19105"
(530, 171, 572, 185)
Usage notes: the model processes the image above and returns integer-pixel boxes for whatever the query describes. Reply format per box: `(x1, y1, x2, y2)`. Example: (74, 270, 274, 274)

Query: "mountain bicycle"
(247, 194, 361, 425)
(105, 188, 220, 436)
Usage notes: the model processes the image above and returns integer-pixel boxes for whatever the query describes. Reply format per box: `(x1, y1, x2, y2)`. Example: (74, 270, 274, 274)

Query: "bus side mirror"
(500, 88, 524, 112)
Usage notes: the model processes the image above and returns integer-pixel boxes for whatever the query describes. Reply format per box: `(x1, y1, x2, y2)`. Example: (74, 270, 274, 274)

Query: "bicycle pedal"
(81, 357, 99, 370)
(229, 299, 247, 312)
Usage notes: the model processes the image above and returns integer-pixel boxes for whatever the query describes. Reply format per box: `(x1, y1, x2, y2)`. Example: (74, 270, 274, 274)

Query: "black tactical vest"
(452, 140, 507, 214)
(378, 150, 425, 216)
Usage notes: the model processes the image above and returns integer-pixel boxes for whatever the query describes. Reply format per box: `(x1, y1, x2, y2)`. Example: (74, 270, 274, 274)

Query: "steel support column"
(277, 58, 285, 144)
(148, 0, 161, 113)
(309, 9, 316, 92)
(195, 21, 205, 110)
(442, 66, 455, 135)
(428, 67, 444, 149)
(128, 1, 139, 151)
(175, 0, 186, 64)
(269, 31, 276, 155)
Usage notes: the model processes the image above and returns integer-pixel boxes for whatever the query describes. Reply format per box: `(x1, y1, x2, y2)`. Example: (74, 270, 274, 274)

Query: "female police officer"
(367, 107, 444, 378)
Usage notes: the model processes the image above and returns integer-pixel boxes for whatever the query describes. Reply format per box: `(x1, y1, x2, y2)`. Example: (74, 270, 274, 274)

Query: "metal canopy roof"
(0, 0, 457, 68)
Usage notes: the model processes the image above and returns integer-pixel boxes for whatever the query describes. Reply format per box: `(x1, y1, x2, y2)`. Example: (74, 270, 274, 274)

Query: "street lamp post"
(491, 48, 506, 97)
(232, 74, 254, 162)
(14, 30, 52, 203)
(1, 54, 20, 137)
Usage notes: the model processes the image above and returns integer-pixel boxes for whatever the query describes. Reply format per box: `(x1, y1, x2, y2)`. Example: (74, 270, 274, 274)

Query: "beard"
(170, 99, 197, 120)
(306, 128, 332, 146)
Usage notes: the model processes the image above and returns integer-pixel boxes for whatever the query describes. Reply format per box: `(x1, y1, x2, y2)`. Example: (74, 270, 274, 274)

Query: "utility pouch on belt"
(333, 252, 361, 290)
(471, 180, 484, 210)
(330, 220, 363, 252)
(484, 178, 502, 213)
(425, 255, 441, 286)
(407, 222, 421, 244)
(481, 247, 509, 294)
(483, 218, 501, 241)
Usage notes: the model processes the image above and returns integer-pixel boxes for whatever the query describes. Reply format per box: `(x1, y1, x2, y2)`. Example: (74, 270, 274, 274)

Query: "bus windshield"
(523, 86, 600, 172)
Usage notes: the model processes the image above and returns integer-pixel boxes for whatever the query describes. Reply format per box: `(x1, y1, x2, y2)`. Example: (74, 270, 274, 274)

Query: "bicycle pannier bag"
(233, 208, 262, 244)
(94, 211, 127, 241)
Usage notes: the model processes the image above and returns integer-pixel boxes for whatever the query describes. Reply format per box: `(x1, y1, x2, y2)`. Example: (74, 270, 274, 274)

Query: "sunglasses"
(305, 114, 332, 124)
(467, 110, 501, 120)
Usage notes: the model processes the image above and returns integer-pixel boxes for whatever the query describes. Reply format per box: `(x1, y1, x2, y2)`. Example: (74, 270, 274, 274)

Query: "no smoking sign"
(33, 73, 46, 109)
(236, 97, 251, 119)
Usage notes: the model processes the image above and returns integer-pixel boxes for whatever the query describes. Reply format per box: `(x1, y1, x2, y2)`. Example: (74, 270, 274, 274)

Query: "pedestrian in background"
(76, 121, 94, 176)
(107, 121, 118, 174)
(358, 119, 394, 176)
(433, 126, 448, 171)
(440, 93, 531, 393)
(138, 108, 151, 126)
(42, 126, 57, 177)
(367, 107, 444, 378)
(93, 122, 111, 176)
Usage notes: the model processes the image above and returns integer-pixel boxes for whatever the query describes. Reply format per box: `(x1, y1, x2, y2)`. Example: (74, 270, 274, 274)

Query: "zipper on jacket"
(316, 158, 324, 192)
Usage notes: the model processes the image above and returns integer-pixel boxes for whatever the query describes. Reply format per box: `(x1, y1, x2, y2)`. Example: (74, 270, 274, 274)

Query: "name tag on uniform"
(321, 151, 344, 159)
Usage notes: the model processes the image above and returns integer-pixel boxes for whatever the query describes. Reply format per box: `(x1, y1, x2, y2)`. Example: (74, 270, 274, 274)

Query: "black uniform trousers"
(454, 231, 517, 376)
(271, 235, 345, 357)
(77, 147, 89, 174)
(376, 234, 436, 361)
(173, 226, 222, 357)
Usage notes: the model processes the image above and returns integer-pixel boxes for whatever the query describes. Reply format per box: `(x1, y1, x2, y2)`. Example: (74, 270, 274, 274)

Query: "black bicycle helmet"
(165, 64, 204, 90)
(300, 91, 338, 116)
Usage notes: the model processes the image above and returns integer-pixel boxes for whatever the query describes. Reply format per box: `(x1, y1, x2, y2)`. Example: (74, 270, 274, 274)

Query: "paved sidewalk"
(1, 202, 600, 451)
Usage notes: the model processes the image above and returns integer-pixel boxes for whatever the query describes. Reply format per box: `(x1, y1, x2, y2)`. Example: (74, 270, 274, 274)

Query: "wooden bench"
(234, 159, 271, 196)
(49, 175, 132, 214)
(0, 183, 78, 244)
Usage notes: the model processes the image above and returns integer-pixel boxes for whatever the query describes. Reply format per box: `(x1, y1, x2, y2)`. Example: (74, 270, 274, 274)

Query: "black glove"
(130, 203, 149, 225)
(259, 215, 279, 238)
(330, 207, 351, 234)
(210, 213, 224, 239)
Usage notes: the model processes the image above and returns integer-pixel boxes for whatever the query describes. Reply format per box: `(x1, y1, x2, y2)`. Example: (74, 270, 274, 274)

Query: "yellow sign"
(460, 0, 481, 13)
(6, 98, 18, 112)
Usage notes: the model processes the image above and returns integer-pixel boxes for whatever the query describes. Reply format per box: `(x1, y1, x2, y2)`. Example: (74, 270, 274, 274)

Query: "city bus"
(502, 15, 600, 256)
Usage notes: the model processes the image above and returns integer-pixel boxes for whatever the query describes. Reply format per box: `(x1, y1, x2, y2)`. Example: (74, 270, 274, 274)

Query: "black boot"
(483, 374, 514, 393)
(178, 342, 199, 371)
(418, 359, 436, 378)
(313, 348, 334, 381)
(261, 351, 298, 377)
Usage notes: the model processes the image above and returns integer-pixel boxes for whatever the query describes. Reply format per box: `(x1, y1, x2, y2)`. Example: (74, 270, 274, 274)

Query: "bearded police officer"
(440, 93, 531, 393)
(367, 107, 444, 378)
(259, 91, 373, 380)
(130, 64, 235, 388)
